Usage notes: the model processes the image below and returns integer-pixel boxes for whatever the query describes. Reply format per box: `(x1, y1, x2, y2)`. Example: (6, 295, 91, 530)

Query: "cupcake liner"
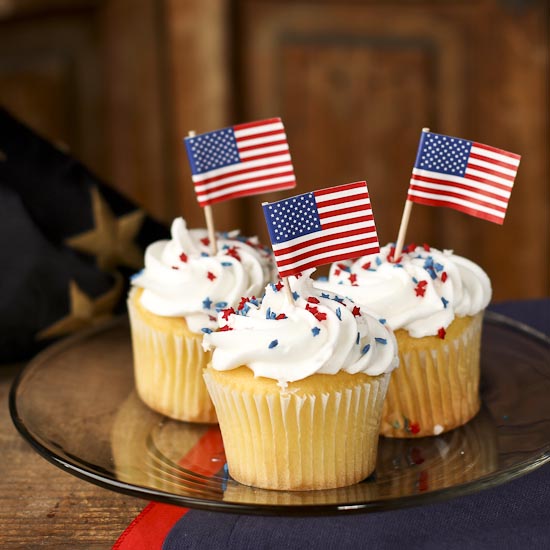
(204, 368, 390, 491)
(380, 312, 483, 438)
(127, 288, 217, 423)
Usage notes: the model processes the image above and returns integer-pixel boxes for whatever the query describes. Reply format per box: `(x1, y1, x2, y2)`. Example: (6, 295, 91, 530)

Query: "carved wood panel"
(237, 0, 549, 300)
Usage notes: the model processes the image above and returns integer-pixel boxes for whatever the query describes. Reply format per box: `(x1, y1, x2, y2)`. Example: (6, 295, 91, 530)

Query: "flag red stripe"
(410, 174, 510, 202)
(195, 170, 296, 196)
(408, 185, 507, 213)
(196, 160, 293, 186)
(199, 181, 297, 206)
(321, 213, 375, 231)
(273, 226, 377, 259)
(234, 118, 281, 131)
(314, 181, 367, 197)
(468, 152, 518, 172)
(275, 235, 380, 268)
(236, 132, 286, 148)
(466, 161, 515, 182)
(319, 203, 372, 220)
(235, 150, 290, 164)
(237, 137, 287, 153)
(462, 172, 514, 190)
(407, 195, 505, 225)
(315, 193, 369, 209)
(473, 141, 521, 160)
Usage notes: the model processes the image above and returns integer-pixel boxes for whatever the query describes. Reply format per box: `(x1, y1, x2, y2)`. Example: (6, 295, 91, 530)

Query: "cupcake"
(202, 270, 398, 491)
(317, 243, 491, 438)
(128, 217, 275, 423)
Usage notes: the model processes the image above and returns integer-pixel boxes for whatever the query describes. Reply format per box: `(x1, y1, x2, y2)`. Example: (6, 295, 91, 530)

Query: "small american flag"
(262, 181, 380, 278)
(408, 130, 521, 224)
(184, 118, 296, 207)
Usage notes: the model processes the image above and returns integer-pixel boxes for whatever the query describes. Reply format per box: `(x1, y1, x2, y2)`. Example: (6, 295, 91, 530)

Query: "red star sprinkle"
(337, 263, 348, 271)
(410, 422, 421, 435)
(352, 306, 361, 317)
(441, 271, 448, 283)
(361, 261, 371, 270)
(349, 273, 357, 284)
(437, 327, 446, 339)
(219, 325, 233, 331)
(415, 280, 428, 297)
(171, 266, 179, 270)
(295, 272, 303, 279)
(305, 304, 318, 315)
(334, 269, 341, 276)
(237, 297, 248, 310)
(314, 311, 327, 322)
(423, 243, 431, 252)
(405, 242, 417, 254)
(179, 252, 188, 263)
(207, 271, 216, 281)
(387, 246, 402, 264)
(307, 297, 320, 304)
(275, 314, 287, 320)
(201, 237, 210, 246)
(225, 246, 241, 261)
(221, 307, 235, 321)
(275, 281, 284, 292)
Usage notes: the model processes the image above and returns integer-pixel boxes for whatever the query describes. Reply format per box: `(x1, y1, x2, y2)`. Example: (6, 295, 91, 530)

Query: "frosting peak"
(131, 218, 275, 333)
(202, 271, 398, 387)
(317, 244, 491, 338)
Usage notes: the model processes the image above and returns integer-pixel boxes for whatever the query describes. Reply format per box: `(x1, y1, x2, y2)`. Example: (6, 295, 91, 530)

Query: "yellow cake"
(128, 217, 274, 422)
(317, 243, 492, 438)
(202, 271, 398, 490)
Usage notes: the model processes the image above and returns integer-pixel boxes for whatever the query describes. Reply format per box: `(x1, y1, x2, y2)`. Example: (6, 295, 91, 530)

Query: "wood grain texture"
(0, 365, 145, 549)
(237, 0, 549, 300)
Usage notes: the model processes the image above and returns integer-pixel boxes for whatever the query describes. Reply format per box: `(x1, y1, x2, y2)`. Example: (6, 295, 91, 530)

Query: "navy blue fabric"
(164, 299, 550, 550)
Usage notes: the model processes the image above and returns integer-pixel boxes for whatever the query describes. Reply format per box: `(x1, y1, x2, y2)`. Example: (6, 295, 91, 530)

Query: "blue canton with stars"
(414, 132, 473, 177)
(184, 127, 241, 175)
(263, 192, 322, 244)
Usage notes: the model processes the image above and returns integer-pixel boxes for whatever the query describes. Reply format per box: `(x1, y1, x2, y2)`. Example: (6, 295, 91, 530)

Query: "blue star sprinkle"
(375, 337, 387, 345)
(268, 339, 279, 349)
(201, 328, 213, 334)
(361, 344, 371, 355)
(311, 327, 321, 337)
(202, 297, 213, 310)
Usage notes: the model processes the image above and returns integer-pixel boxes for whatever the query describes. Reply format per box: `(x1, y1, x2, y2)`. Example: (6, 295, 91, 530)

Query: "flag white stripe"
(467, 156, 517, 177)
(236, 134, 286, 148)
(273, 230, 379, 261)
(234, 122, 284, 138)
(271, 221, 377, 252)
(410, 180, 509, 208)
(276, 240, 379, 271)
(199, 176, 296, 201)
(191, 153, 292, 182)
(318, 197, 371, 215)
(195, 165, 293, 192)
(465, 167, 516, 187)
(412, 168, 514, 190)
(408, 189, 505, 218)
(238, 143, 289, 159)
(315, 187, 370, 203)
(471, 145, 521, 166)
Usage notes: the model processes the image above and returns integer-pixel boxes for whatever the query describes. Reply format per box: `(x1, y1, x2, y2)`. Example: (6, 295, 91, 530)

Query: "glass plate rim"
(9, 311, 550, 516)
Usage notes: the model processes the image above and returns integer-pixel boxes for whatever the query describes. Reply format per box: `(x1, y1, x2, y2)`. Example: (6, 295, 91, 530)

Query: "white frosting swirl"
(316, 244, 491, 338)
(202, 270, 398, 387)
(131, 218, 275, 333)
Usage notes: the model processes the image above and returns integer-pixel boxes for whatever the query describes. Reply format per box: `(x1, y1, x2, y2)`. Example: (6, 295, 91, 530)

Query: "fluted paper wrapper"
(381, 312, 484, 438)
(204, 368, 390, 491)
(127, 288, 217, 423)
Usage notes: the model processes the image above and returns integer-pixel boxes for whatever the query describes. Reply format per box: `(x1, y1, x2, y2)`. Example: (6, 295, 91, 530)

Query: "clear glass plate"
(9, 312, 550, 515)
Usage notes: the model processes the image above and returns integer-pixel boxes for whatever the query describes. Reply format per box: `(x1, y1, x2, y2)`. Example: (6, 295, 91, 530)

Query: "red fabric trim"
(113, 427, 224, 549)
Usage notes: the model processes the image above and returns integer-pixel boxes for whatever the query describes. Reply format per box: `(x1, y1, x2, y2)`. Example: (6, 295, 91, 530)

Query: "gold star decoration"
(65, 186, 145, 271)
(37, 273, 123, 340)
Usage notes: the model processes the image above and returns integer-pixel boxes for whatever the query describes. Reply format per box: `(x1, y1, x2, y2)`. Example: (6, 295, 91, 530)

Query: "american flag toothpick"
(262, 181, 380, 280)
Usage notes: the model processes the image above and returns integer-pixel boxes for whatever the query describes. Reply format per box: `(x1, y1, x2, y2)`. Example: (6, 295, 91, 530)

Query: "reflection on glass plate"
(9, 313, 550, 515)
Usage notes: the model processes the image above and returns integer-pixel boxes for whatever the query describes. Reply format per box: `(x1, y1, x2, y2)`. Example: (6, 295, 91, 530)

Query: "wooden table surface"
(0, 364, 145, 550)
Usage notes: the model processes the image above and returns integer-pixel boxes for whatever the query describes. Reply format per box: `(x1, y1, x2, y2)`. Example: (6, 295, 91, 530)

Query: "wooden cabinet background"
(1, 0, 548, 301)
